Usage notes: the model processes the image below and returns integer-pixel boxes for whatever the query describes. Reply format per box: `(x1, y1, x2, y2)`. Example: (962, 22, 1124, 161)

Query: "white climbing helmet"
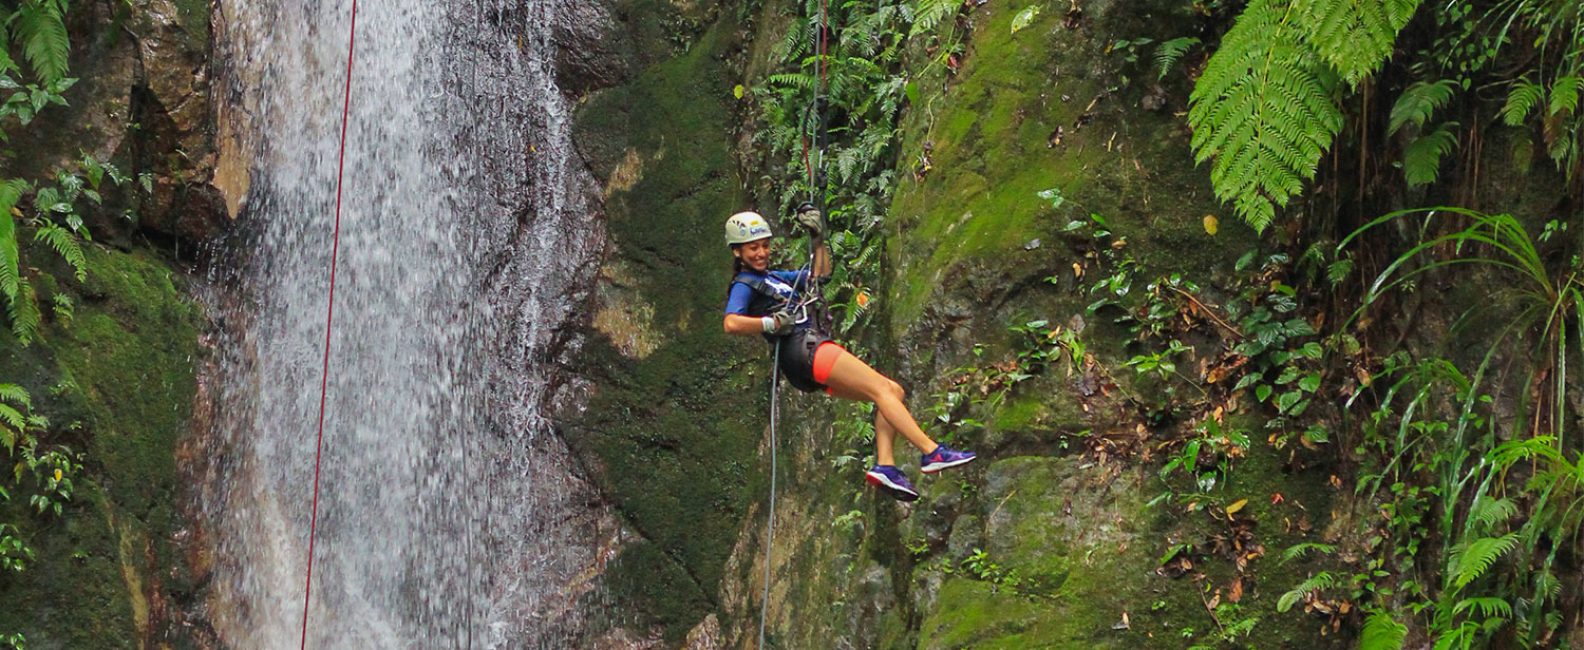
(724, 211, 774, 246)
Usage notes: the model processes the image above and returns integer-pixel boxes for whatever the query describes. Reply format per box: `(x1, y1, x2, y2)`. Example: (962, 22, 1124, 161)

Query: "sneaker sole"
(865, 472, 920, 501)
(920, 456, 976, 474)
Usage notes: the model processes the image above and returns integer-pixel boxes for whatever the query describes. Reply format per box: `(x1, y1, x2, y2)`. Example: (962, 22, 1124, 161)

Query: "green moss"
(0, 244, 201, 648)
(887, 3, 1252, 335)
(568, 18, 763, 641)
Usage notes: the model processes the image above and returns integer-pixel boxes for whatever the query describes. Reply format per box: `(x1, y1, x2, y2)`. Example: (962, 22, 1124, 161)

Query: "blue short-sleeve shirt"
(725, 269, 809, 316)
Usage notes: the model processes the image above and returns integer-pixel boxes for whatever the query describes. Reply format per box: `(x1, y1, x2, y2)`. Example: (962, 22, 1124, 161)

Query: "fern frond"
(1295, 0, 1424, 86)
(1403, 124, 1458, 187)
(1360, 610, 1407, 650)
(0, 384, 30, 409)
(1469, 497, 1518, 529)
(0, 403, 23, 432)
(15, 0, 70, 83)
(909, 0, 956, 37)
(767, 72, 816, 91)
(1282, 541, 1337, 562)
(1189, 0, 1345, 231)
(1452, 596, 1513, 620)
(1451, 533, 1519, 589)
(1502, 79, 1546, 127)
(7, 276, 39, 344)
(1154, 37, 1201, 80)
(1549, 75, 1580, 116)
(1277, 571, 1336, 612)
(1389, 79, 1457, 135)
(34, 222, 85, 282)
(0, 179, 23, 302)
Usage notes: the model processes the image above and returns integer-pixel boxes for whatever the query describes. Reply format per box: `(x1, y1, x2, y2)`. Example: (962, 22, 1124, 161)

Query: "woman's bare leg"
(823, 349, 938, 459)
(830, 381, 901, 465)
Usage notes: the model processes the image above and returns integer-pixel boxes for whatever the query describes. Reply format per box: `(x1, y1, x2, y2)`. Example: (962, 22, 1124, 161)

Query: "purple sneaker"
(920, 445, 977, 474)
(865, 465, 920, 502)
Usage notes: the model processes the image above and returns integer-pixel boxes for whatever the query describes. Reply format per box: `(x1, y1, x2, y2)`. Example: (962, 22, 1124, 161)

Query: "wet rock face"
(14, 0, 227, 249)
(131, 0, 229, 246)
(552, 0, 629, 97)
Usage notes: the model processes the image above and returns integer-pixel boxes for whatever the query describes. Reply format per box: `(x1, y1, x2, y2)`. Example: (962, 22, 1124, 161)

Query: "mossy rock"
(0, 244, 202, 649)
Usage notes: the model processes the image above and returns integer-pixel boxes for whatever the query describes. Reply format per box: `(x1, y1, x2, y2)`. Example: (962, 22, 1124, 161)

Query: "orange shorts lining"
(812, 341, 845, 392)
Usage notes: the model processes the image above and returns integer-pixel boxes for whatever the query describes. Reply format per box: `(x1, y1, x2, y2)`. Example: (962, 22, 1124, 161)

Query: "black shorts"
(775, 328, 831, 393)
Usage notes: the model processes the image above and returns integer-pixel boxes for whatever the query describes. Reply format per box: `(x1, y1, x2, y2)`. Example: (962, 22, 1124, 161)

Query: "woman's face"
(734, 238, 772, 272)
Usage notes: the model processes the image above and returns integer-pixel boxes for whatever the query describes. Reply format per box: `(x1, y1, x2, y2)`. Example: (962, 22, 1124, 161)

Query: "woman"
(721, 207, 975, 502)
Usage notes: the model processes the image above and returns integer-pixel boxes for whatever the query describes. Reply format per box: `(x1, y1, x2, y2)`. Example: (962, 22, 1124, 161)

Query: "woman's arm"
(812, 239, 832, 279)
(723, 313, 770, 336)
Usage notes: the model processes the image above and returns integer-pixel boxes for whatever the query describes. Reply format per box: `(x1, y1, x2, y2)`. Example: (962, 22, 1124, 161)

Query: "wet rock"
(946, 514, 983, 562)
(131, 0, 229, 246)
(553, 0, 629, 97)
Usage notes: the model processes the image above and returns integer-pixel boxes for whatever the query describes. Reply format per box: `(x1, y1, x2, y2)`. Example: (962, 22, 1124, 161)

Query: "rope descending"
(300, 1, 360, 646)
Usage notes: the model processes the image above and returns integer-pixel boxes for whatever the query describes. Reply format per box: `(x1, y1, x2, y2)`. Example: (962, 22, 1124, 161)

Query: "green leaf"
(1255, 384, 1274, 402)
(1010, 6, 1040, 34)
(82, 154, 104, 189)
(1276, 390, 1302, 412)
(1299, 372, 1322, 392)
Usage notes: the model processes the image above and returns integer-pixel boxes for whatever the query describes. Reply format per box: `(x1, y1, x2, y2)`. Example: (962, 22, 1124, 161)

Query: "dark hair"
(727, 245, 745, 296)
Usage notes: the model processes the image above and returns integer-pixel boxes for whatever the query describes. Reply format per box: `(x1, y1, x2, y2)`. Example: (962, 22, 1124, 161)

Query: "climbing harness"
(300, 1, 359, 647)
(759, 0, 835, 646)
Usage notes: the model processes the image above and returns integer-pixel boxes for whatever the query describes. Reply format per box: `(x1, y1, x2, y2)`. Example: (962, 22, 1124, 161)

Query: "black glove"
(794, 203, 826, 239)
(766, 309, 798, 335)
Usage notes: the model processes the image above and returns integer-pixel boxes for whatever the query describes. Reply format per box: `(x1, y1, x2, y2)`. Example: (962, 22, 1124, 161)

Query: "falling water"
(204, 0, 607, 646)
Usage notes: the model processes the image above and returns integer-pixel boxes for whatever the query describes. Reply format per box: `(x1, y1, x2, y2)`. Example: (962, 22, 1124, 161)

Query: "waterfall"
(203, 0, 608, 646)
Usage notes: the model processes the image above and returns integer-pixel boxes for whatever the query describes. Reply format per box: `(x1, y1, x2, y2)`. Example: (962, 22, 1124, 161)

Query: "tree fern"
(1450, 533, 1519, 589)
(1154, 37, 1201, 81)
(1502, 78, 1546, 126)
(1296, 0, 1424, 86)
(1388, 79, 1457, 135)
(34, 222, 84, 282)
(15, 0, 70, 84)
(1189, 0, 1344, 231)
(1403, 124, 1458, 186)
(1360, 610, 1408, 650)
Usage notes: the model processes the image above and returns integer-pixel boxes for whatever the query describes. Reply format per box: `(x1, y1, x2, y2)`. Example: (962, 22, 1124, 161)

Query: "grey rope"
(758, 344, 781, 649)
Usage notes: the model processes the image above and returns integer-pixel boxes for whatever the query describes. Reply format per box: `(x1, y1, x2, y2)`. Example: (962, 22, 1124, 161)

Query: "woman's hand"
(795, 203, 826, 239)
(723, 311, 797, 336)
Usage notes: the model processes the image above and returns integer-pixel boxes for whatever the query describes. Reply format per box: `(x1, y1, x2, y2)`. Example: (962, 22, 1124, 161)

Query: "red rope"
(300, 0, 359, 646)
